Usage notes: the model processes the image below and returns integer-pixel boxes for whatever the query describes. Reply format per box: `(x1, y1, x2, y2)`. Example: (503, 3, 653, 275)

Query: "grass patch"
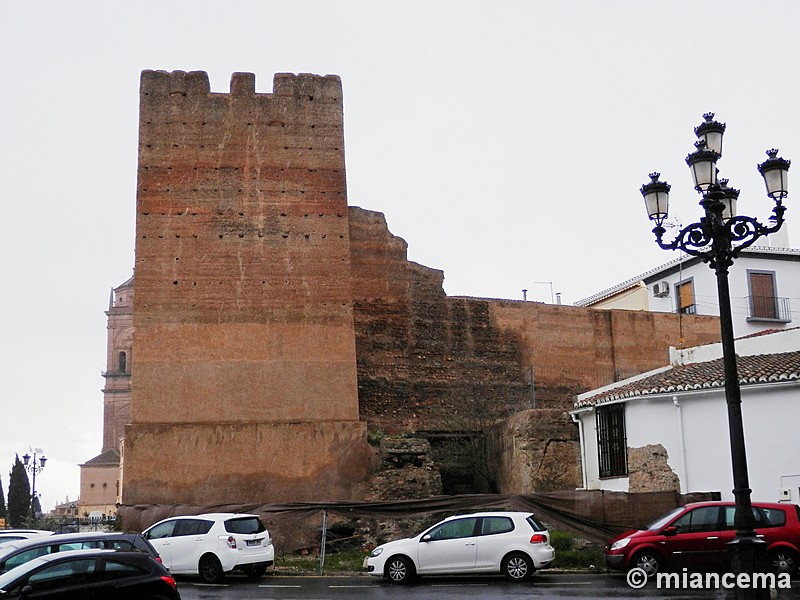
(276, 550, 367, 573)
(549, 530, 605, 571)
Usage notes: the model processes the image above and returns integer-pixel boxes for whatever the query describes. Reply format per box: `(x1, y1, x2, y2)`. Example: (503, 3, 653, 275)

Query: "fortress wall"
(350, 209, 722, 431)
(349, 208, 535, 433)
(489, 301, 722, 407)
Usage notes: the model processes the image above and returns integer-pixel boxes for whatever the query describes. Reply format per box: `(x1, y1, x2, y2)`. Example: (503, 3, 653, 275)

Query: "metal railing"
(746, 295, 791, 322)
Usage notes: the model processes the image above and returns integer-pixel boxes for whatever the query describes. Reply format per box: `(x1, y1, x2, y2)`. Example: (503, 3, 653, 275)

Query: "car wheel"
(502, 552, 533, 581)
(385, 555, 415, 584)
(198, 554, 225, 584)
(769, 549, 799, 575)
(632, 550, 663, 577)
(243, 563, 268, 579)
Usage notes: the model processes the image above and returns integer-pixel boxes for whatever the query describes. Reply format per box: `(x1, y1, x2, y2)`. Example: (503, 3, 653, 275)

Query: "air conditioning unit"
(653, 281, 670, 298)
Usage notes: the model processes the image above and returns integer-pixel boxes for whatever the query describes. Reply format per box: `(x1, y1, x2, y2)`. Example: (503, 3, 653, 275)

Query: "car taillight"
(226, 535, 237, 549)
(155, 556, 163, 564)
(530, 534, 547, 544)
(161, 575, 177, 589)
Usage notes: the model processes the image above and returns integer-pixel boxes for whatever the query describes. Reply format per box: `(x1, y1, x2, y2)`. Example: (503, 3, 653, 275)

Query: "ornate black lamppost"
(22, 449, 47, 523)
(640, 114, 789, 598)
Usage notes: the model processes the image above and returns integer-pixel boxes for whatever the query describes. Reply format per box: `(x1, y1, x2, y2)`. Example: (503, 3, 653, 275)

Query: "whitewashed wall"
(575, 382, 800, 503)
(645, 250, 800, 338)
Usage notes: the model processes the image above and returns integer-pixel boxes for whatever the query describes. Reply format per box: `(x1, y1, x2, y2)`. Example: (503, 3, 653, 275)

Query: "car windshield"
(645, 506, 685, 531)
(224, 517, 265, 535)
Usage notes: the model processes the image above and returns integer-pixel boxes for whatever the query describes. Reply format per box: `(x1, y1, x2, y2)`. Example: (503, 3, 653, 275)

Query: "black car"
(0, 532, 161, 574)
(0, 549, 180, 599)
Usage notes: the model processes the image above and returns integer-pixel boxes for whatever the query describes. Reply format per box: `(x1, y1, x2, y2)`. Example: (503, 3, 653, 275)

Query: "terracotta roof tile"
(575, 350, 800, 408)
(80, 448, 120, 466)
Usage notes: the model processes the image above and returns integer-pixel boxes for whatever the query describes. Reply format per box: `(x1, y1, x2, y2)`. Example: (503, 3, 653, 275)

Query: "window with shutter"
(676, 280, 696, 314)
(748, 272, 777, 319)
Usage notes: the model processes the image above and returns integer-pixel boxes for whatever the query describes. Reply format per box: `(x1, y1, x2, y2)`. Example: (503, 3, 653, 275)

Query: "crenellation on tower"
(139, 69, 211, 97)
(273, 72, 342, 100)
(229, 71, 255, 95)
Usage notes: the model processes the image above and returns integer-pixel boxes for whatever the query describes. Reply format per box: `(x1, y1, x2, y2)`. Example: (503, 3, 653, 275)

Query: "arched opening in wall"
(118, 352, 127, 373)
(419, 431, 493, 495)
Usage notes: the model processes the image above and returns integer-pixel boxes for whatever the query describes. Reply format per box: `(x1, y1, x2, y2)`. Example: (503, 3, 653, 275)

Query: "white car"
(0, 530, 52, 547)
(143, 512, 274, 583)
(366, 511, 555, 583)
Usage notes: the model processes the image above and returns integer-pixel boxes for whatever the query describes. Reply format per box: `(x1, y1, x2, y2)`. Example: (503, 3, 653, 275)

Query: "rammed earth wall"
(349, 206, 722, 433)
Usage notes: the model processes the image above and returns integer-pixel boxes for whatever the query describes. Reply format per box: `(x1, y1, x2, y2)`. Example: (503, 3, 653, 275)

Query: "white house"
(570, 328, 800, 504)
(575, 246, 800, 339)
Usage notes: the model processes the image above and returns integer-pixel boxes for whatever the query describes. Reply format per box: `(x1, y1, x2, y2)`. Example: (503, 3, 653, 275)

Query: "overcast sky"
(1, 1, 798, 512)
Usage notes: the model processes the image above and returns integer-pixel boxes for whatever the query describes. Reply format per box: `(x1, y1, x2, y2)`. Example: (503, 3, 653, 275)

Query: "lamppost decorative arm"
(652, 191, 786, 270)
(652, 220, 713, 256)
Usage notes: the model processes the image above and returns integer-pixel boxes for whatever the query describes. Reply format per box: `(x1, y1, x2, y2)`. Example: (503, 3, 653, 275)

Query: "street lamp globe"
(694, 112, 726, 157)
(758, 149, 791, 199)
(685, 140, 719, 192)
(640, 172, 671, 224)
(718, 179, 740, 222)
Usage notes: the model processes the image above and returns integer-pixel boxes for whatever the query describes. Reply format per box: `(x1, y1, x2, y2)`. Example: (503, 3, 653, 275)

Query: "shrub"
(549, 530, 604, 571)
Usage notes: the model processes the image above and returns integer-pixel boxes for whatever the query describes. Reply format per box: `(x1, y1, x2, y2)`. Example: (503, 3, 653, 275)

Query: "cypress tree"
(0, 476, 6, 521)
(8, 455, 31, 527)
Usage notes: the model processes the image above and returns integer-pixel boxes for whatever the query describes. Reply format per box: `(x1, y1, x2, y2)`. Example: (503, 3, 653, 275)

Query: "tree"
(0, 476, 6, 521)
(7, 455, 31, 527)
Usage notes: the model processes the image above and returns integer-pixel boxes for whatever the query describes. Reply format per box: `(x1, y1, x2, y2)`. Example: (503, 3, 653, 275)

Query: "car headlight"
(369, 547, 384, 558)
(609, 537, 631, 551)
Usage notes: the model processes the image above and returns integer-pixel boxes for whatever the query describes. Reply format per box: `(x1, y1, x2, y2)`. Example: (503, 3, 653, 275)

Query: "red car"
(604, 501, 800, 576)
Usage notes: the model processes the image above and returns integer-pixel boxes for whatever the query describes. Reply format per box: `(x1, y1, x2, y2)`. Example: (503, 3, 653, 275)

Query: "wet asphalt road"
(177, 572, 800, 599)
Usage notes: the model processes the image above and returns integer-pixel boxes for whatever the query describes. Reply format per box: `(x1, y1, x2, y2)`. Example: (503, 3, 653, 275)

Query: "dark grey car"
(0, 532, 161, 574)
(0, 549, 180, 599)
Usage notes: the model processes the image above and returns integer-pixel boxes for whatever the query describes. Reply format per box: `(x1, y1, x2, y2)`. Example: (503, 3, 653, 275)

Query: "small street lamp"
(640, 114, 789, 599)
(22, 448, 47, 523)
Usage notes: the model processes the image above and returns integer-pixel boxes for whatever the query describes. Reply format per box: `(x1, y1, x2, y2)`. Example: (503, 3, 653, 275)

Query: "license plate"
(246, 539, 261, 547)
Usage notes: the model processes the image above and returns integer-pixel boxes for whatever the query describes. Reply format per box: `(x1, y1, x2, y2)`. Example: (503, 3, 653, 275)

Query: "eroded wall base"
(122, 420, 369, 505)
(489, 409, 582, 493)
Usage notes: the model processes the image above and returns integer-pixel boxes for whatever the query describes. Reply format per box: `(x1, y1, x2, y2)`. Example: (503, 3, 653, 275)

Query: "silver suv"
(143, 512, 274, 583)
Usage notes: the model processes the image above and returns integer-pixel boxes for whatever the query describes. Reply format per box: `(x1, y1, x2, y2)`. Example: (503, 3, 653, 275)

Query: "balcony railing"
(747, 295, 791, 322)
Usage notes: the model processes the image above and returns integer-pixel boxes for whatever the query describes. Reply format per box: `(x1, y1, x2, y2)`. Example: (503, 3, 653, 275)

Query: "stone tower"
(102, 275, 133, 453)
(121, 71, 369, 505)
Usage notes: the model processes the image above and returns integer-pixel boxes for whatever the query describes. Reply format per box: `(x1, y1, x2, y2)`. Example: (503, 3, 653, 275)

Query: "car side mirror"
(21, 585, 34, 595)
(662, 526, 678, 536)
(421, 534, 432, 542)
